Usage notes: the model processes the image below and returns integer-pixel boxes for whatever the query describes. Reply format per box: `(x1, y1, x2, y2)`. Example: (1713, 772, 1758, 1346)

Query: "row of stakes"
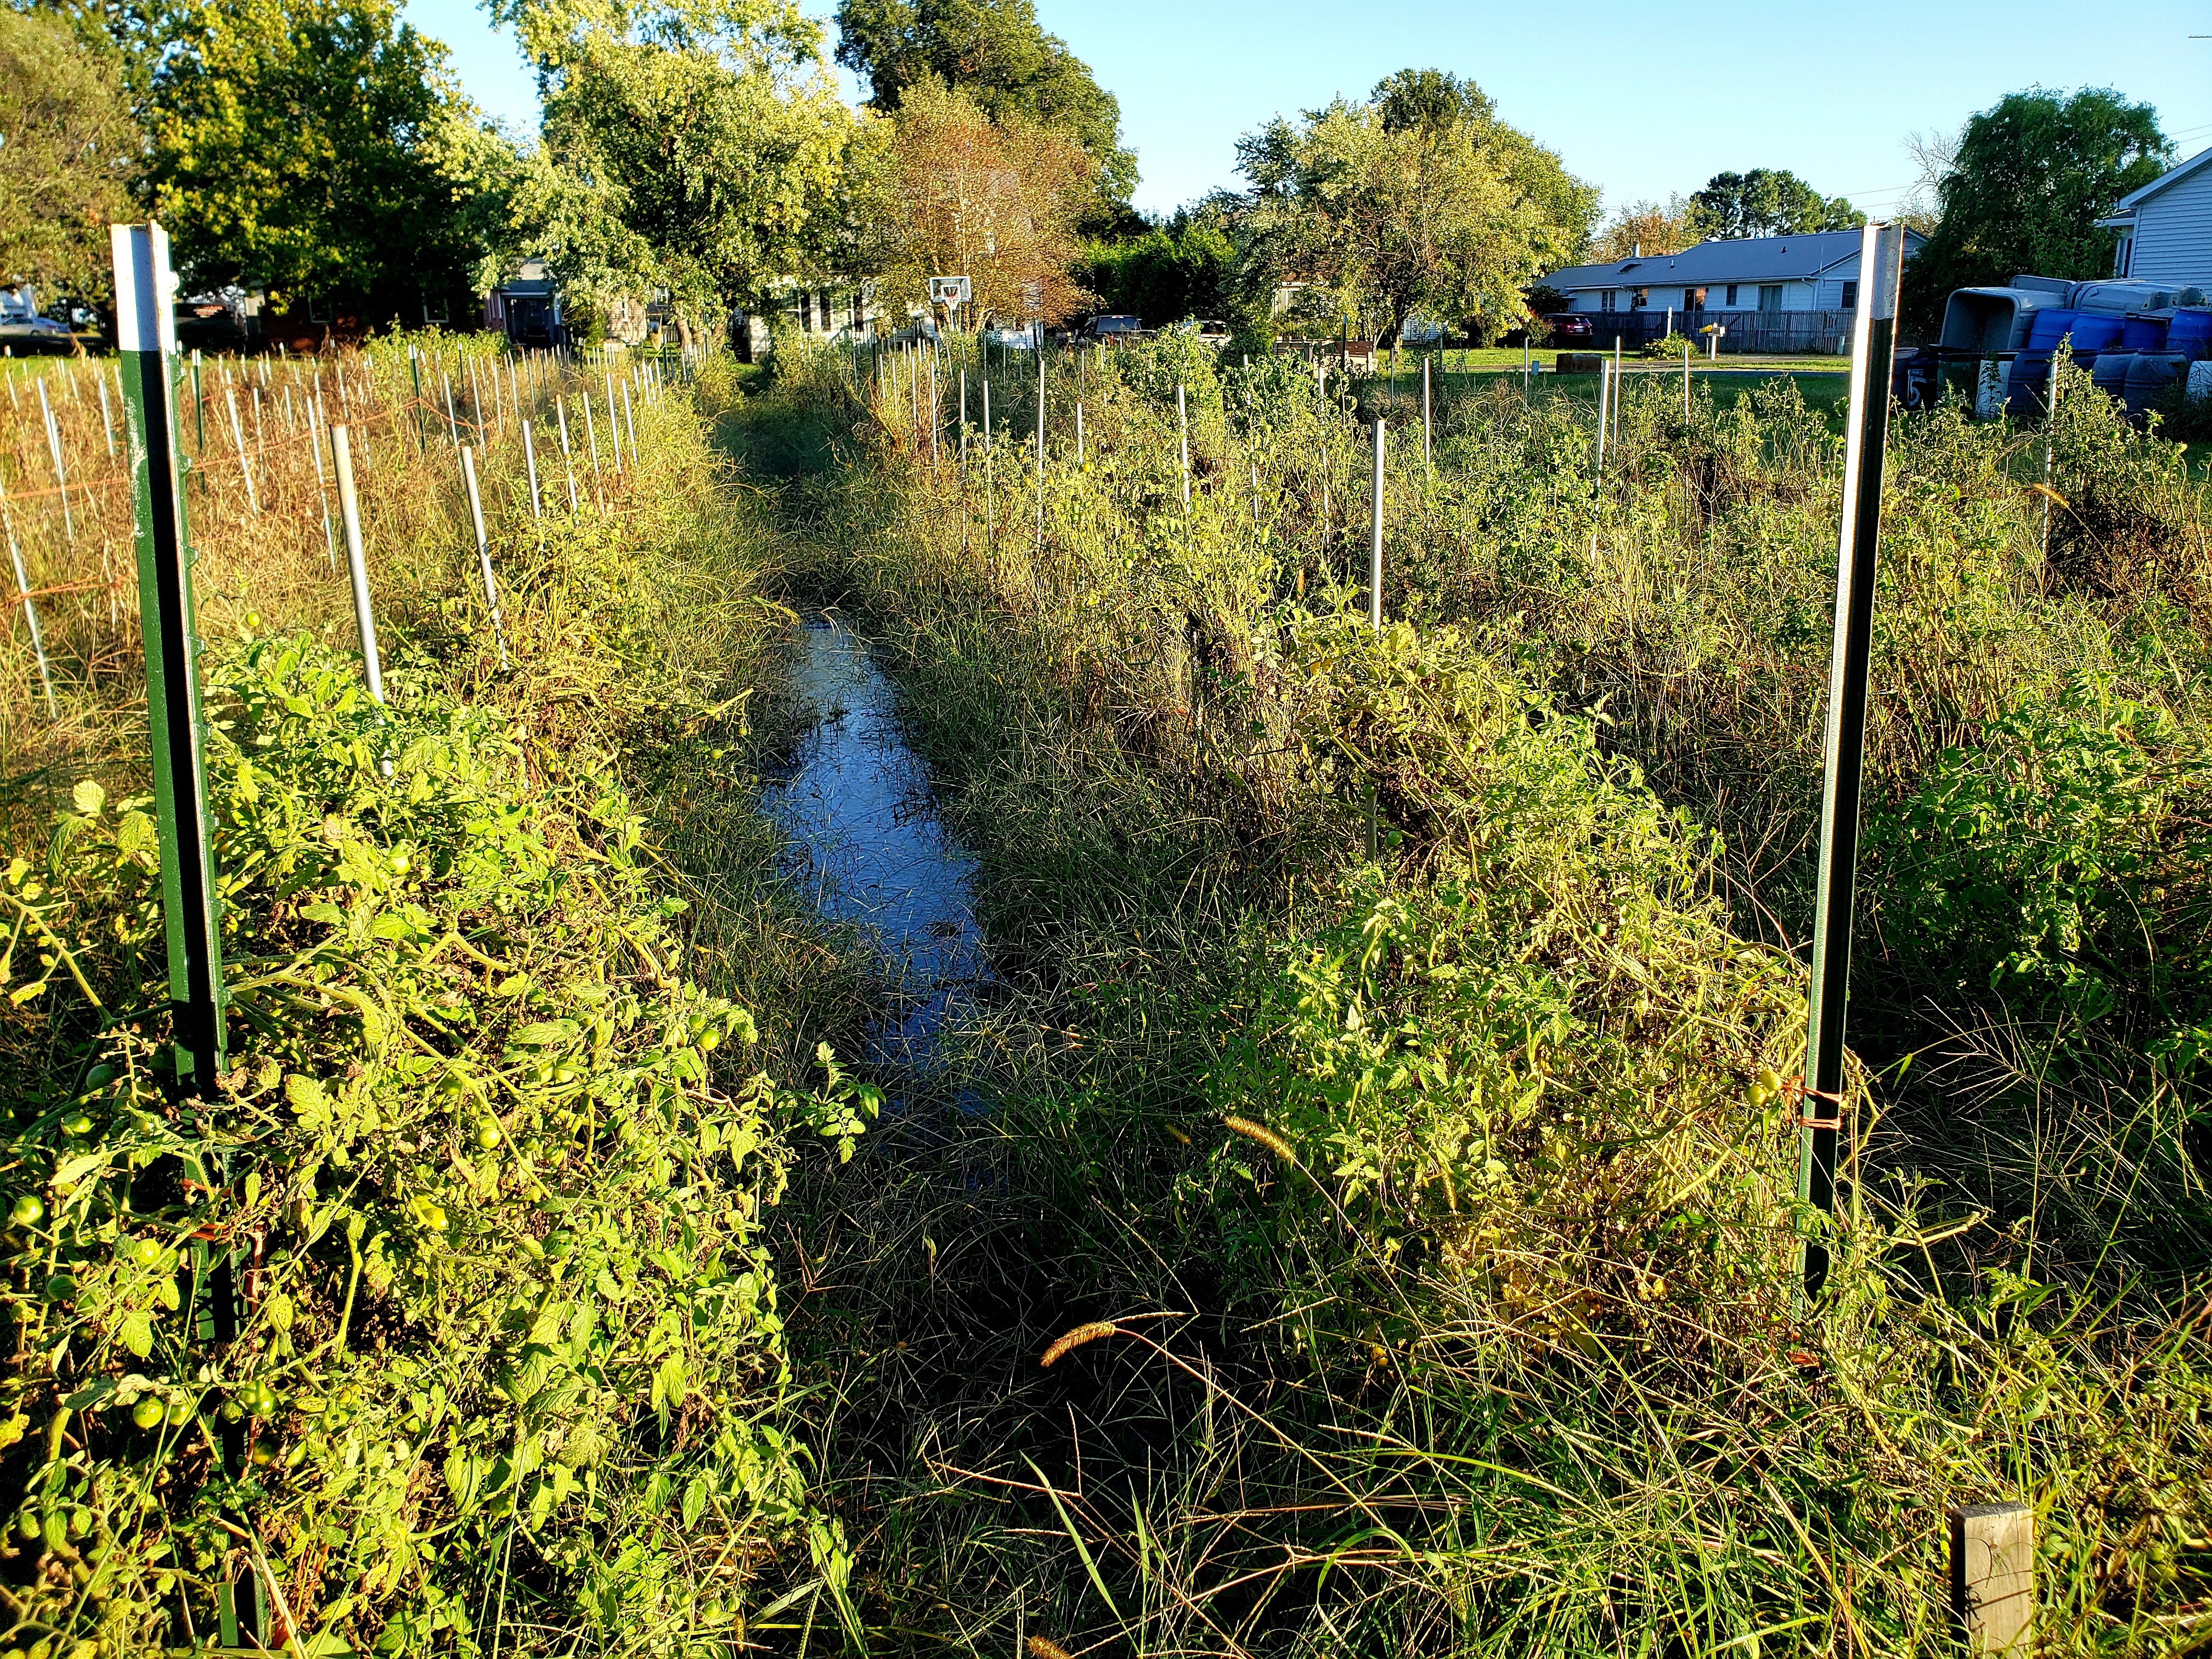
(3, 299, 678, 719)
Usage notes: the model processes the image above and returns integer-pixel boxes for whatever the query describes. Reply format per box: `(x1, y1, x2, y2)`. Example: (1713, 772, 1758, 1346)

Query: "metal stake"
(112, 223, 227, 1098)
(329, 425, 382, 702)
(0, 473, 57, 716)
(1799, 222, 1905, 1300)
(36, 378, 73, 540)
(522, 418, 542, 519)
(1178, 383, 1190, 509)
(460, 447, 509, 667)
(1366, 417, 1385, 862)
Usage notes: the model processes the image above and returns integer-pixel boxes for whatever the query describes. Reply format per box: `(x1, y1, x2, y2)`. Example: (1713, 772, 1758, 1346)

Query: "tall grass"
(752, 334, 2211, 1654)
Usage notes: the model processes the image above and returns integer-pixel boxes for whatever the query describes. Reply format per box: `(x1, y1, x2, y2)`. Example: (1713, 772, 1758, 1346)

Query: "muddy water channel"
(760, 614, 987, 1062)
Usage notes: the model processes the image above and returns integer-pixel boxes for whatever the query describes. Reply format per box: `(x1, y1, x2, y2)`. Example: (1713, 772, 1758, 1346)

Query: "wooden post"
(329, 425, 382, 702)
(112, 223, 227, 1100)
(1949, 1503, 2033, 1655)
(1799, 223, 1906, 1297)
(459, 447, 509, 668)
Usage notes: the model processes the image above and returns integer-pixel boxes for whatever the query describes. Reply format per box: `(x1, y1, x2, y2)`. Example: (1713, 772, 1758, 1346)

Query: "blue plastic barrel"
(2121, 314, 2169, 350)
(2069, 314, 2126, 353)
(2124, 352, 2186, 420)
(2005, 353, 2051, 415)
(2092, 352, 2136, 403)
(2025, 309, 2079, 349)
(2168, 308, 2212, 358)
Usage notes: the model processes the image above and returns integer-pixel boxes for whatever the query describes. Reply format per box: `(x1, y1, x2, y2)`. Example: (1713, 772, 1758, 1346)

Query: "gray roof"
(1543, 229, 1925, 291)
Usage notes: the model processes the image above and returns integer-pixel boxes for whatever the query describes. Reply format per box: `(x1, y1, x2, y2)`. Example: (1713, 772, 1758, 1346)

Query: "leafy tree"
(1689, 168, 1861, 239)
(833, 0, 1133, 202)
(1233, 71, 1595, 347)
(486, 0, 871, 335)
(140, 0, 510, 309)
(1082, 209, 1234, 325)
(860, 75, 1093, 329)
(0, 7, 138, 303)
(1590, 194, 1700, 262)
(1371, 66, 1491, 136)
(1902, 87, 2172, 333)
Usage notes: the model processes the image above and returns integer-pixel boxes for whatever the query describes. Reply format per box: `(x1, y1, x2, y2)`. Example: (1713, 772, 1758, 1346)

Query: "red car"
(1547, 313, 1594, 341)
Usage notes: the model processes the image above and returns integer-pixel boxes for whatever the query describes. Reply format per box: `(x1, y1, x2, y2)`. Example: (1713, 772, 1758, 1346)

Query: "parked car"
(1546, 313, 1593, 342)
(0, 315, 72, 354)
(1180, 318, 1233, 348)
(1085, 314, 1143, 341)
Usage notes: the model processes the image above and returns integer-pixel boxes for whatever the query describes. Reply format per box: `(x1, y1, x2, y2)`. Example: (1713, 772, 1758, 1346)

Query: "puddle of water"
(760, 614, 987, 1062)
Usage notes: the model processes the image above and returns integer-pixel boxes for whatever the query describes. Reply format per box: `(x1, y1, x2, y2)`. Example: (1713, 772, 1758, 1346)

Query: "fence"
(1573, 308, 1857, 356)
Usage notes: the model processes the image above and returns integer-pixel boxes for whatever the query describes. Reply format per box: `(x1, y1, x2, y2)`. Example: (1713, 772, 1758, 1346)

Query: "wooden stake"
(1949, 1503, 2033, 1655)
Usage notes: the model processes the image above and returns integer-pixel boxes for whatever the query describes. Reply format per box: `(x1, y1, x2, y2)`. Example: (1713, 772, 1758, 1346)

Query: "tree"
(833, 0, 1133, 202)
(0, 7, 138, 303)
(1590, 194, 1699, 262)
(862, 76, 1093, 329)
(1233, 72, 1595, 347)
(1901, 87, 2172, 334)
(1371, 66, 1492, 136)
(142, 0, 510, 309)
(1082, 208, 1234, 325)
(1688, 168, 1861, 239)
(488, 0, 873, 331)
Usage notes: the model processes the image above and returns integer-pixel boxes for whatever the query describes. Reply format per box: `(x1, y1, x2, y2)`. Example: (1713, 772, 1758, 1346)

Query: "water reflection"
(759, 614, 987, 1062)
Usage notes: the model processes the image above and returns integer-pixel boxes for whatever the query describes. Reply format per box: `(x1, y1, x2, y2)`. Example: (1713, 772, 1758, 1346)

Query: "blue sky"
(404, 0, 2212, 222)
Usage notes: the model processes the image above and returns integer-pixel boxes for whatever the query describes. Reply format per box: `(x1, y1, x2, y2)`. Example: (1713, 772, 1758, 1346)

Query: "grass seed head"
(1039, 1321, 1117, 1367)
(1027, 1640, 1075, 1659)
(1222, 1115, 1296, 1164)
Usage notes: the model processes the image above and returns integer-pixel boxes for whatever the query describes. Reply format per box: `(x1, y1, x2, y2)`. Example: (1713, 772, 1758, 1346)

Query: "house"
(2096, 145, 2212, 284)
(486, 261, 569, 349)
(1539, 229, 1927, 352)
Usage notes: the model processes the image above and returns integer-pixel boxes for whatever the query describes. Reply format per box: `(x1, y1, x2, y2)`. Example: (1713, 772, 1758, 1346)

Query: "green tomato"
(165, 1397, 192, 1427)
(389, 851, 411, 876)
(10, 1193, 43, 1227)
(475, 1121, 502, 1150)
(132, 1398, 165, 1430)
(84, 1065, 117, 1088)
(61, 1113, 93, 1137)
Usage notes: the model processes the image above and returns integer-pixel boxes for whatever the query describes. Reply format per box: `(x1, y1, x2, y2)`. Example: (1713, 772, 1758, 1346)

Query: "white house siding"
(2128, 161, 2212, 284)
(1571, 276, 1841, 313)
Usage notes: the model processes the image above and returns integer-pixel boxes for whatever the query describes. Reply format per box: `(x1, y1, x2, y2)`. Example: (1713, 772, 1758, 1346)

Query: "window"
(2115, 230, 2133, 277)
(1685, 287, 1706, 310)
(1758, 284, 1784, 313)
(1631, 288, 1648, 309)
(1724, 284, 1739, 307)
(1599, 289, 1616, 311)
(1839, 280, 1858, 310)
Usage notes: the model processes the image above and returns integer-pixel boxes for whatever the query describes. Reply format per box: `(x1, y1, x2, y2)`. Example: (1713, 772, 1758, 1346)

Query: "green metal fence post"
(112, 223, 227, 1102)
(1799, 222, 1906, 1300)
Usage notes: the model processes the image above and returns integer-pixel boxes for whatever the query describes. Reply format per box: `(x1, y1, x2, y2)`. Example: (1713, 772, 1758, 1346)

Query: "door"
(1758, 284, 1784, 313)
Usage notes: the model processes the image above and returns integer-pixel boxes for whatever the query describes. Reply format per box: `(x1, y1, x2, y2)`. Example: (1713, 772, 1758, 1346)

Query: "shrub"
(0, 629, 875, 1651)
